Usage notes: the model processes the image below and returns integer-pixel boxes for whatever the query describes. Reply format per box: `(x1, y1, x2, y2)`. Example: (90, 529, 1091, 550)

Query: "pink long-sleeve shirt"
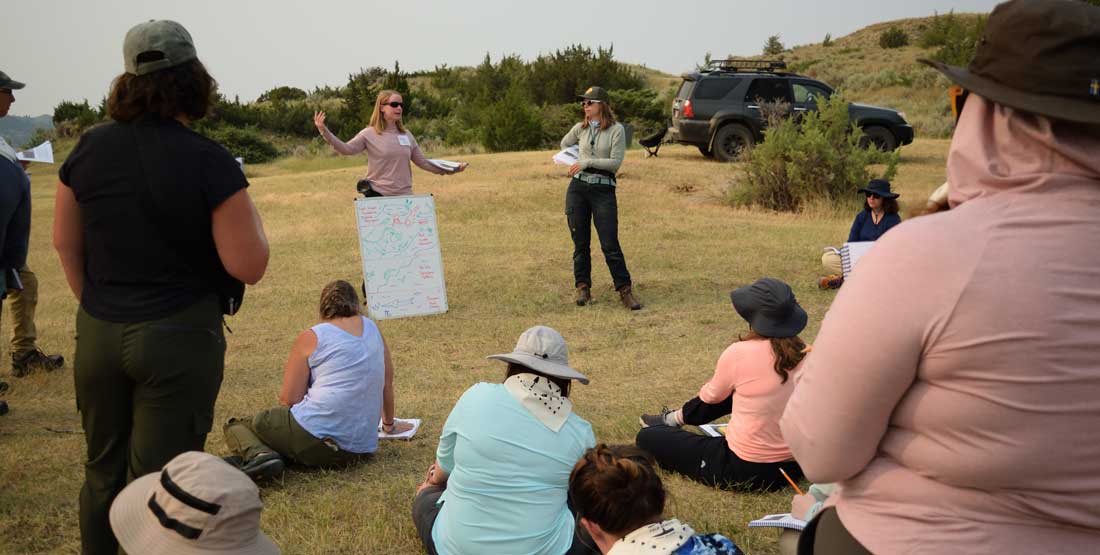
(699, 338, 798, 463)
(780, 95, 1100, 554)
(321, 125, 443, 196)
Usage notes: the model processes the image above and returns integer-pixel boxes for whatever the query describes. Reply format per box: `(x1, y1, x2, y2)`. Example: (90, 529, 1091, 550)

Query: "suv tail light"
(683, 100, 695, 119)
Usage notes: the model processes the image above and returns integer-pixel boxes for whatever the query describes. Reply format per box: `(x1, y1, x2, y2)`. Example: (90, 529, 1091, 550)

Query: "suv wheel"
(859, 125, 896, 152)
(713, 124, 753, 162)
(697, 145, 714, 158)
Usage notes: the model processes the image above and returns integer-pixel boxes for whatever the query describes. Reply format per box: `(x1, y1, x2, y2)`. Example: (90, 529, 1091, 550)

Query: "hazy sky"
(3, 0, 1001, 116)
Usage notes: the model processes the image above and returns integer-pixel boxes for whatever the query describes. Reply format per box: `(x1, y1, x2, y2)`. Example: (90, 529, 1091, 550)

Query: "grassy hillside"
(0, 138, 951, 554)
(0, 115, 53, 149)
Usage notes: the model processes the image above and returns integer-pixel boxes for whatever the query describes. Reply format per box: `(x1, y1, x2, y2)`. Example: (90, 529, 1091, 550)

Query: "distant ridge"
(0, 115, 53, 148)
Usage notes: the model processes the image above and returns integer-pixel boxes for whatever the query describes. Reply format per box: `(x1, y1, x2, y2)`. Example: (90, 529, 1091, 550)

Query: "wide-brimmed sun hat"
(729, 278, 808, 338)
(487, 325, 590, 385)
(857, 179, 899, 199)
(919, 0, 1100, 124)
(109, 451, 279, 555)
(0, 70, 25, 90)
(124, 20, 198, 76)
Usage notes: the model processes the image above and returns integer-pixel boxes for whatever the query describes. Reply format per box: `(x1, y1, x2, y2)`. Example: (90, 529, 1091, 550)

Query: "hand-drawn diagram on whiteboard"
(354, 195, 448, 319)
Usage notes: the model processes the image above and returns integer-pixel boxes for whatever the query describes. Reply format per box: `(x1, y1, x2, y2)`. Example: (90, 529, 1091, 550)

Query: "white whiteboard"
(354, 195, 448, 320)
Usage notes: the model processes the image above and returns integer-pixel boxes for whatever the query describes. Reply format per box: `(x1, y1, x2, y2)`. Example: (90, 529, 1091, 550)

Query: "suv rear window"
(744, 78, 790, 103)
(693, 77, 741, 100)
(676, 80, 696, 100)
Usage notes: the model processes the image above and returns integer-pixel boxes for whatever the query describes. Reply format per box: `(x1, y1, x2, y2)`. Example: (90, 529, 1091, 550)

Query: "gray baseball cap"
(0, 71, 25, 90)
(123, 20, 197, 76)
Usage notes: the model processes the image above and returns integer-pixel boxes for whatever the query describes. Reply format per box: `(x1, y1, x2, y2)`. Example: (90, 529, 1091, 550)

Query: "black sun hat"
(858, 179, 899, 199)
(919, 0, 1100, 124)
(729, 278, 807, 338)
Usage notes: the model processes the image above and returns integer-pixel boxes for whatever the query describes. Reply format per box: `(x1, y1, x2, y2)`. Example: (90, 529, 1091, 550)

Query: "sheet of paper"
(378, 417, 421, 440)
(699, 423, 728, 438)
(552, 145, 579, 166)
(15, 141, 54, 164)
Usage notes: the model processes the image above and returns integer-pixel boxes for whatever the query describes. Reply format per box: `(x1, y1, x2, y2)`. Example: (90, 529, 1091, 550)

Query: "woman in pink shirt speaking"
(314, 90, 466, 196)
(637, 278, 806, 491)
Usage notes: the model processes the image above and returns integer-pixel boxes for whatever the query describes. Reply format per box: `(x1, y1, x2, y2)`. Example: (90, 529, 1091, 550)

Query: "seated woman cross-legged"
(412, 325, 596, 555)
(569, 444, 744, 555)
(637, 278, 807, 491)
(224, 280, 409, 479)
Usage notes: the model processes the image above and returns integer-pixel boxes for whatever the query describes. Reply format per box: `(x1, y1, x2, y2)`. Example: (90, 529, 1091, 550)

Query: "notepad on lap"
(748, 513, 807, 531)
(840, 241, 875, 279)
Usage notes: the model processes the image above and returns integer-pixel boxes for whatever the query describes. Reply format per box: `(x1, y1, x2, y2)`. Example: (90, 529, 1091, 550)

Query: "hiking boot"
(575, 283, 592, 306)
(618, 285, 642, 310)
(11, 349, 64, 377)
(639, 406, 679, 428)
(817, 275, 844, 290)
(240, 452, 285, 481)
(222, 455, 244, 469)
(0, 381, 8, 395)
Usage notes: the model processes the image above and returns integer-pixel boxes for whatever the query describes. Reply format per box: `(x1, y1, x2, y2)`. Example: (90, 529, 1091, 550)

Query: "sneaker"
(639, 406, 679, 428)
(575, 283, 592, 306)
(618, 285, 642, 311)
(240, 452, 285, 480)
(817, 275, 844, 290)
(12, 349, 64, 377)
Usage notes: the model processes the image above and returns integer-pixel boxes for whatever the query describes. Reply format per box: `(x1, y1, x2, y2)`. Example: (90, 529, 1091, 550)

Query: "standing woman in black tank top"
(52, 20, 269, 555)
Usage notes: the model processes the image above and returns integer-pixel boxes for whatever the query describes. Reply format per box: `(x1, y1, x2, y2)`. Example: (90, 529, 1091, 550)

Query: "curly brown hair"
(107, 58, 216, 122)
(318, 280, 361, 320)
(568, 444, 664, 535)
(739, 331, 806, 384)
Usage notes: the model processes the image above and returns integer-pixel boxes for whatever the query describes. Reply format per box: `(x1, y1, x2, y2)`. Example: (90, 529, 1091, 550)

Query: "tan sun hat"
(487, 325, 590, 385)
(109, 451, 279, 555)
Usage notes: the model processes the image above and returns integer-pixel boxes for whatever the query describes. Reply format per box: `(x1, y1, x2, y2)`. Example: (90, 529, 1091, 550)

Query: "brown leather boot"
(618, 284, 642, 310)
(575, 283, 592, 306)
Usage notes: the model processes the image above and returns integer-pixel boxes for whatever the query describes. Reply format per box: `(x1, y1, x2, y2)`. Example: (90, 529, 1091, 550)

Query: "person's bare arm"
(278, 329, 317, 407)
(52, 182, 84, 301)
(212, 189, 269, 285)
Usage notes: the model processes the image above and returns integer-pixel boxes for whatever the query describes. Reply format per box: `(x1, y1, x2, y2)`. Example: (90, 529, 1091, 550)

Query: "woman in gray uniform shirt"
(561, 86, 640, 310)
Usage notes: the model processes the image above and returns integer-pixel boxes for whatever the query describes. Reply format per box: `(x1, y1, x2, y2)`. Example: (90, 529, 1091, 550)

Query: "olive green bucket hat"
(123, 20, 198, 76)
(919, 0, 1100, 124)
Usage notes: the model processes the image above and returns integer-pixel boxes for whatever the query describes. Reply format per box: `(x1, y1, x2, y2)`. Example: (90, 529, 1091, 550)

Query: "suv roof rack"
(705, 59, 787, 73)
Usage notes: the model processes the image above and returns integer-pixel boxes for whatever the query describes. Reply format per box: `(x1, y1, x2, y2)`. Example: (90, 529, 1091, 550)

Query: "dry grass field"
(0, 139, 949, 554)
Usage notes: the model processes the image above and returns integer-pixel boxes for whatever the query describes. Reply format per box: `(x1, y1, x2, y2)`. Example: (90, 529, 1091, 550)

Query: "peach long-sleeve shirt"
(699, 338, 798, 463)
(781, 95, 1100, 554)
(320, 125, 443, 196)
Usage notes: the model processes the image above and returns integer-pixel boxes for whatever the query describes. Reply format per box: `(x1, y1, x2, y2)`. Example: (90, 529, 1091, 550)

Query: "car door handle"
(746, 104, 759, 110)
(793, 107, 808, 112)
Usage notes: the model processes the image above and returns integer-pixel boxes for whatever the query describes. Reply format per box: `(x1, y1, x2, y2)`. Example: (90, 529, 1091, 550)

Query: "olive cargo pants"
(224, 405, 369, 468)
(74, 297, 224, 555)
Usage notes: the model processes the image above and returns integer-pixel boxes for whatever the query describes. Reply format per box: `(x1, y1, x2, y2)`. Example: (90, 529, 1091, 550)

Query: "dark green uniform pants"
(224, 405, 369, 467)
(74, 297, 224, 555)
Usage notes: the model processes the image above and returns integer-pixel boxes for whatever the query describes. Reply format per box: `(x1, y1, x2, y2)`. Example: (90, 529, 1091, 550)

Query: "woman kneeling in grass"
(637, 278, 806, 491)
(223, 280, 408, 479)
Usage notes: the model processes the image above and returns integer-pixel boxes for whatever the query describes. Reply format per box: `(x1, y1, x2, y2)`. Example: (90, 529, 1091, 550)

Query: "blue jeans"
(565, 178, 632, 290)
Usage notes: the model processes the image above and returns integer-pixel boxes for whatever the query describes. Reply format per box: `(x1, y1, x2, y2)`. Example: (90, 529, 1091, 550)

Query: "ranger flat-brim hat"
(0, 71, 25, 90)
(487, 325, 590, 385)
(919, 0, 1100, 124)
(124, 20, 198, 76)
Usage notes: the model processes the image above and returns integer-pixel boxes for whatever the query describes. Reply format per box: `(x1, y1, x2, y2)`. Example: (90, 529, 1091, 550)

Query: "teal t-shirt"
(432, 382, 596, 555)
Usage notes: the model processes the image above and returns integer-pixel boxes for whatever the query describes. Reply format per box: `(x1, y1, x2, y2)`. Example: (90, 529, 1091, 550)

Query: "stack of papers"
(16, 141, 54, 164)
(429, 159, 462, 173)
(378, 418, 421, 440)
(552, 145, 579, 166)
(699, 423, 728, 437)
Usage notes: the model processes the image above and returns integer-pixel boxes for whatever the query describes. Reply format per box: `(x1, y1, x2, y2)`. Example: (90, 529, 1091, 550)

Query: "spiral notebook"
(748, 513, 807, 531)
(840, 241, 875, 279)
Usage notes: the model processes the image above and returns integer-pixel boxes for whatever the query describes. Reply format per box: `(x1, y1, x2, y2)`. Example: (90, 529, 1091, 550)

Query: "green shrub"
(53, 100, 99, 131)
(763, 34, 785, 56)
(479, 85, 543, 152)
(822, 33, 833, 47)
(879, 26, 909, 49)
(256, 86, 307, 103)
(204, 126, 280, 163)
(731, 93, 898, 213)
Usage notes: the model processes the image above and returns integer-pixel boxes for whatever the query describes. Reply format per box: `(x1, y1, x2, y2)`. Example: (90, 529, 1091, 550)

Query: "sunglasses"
(581, 100, 601, 106)
(948, 85, 969, 123)
(865, 192, 882, 199)
(383, 101, 404, 109)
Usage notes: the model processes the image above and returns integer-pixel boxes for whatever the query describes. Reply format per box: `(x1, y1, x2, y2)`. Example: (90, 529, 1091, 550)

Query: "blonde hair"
(369, 89, 407, 134)
(319, 280, 361, 320)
